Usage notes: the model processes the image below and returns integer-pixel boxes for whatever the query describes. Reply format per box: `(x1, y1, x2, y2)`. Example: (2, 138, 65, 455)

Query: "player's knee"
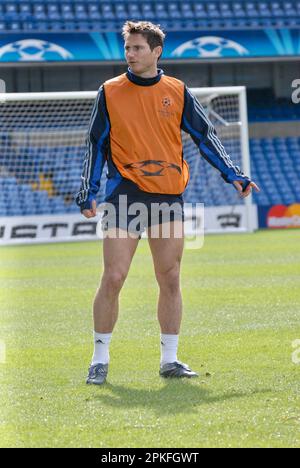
(102, 270, 127, 293)
(156, 265, 181, 294)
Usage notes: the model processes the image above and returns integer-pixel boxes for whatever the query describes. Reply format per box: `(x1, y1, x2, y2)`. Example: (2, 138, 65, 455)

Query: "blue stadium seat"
(168, 2, 181, 19)
(193, 3, 205, 19)
(48, 20, 64, 31)
(246, 2, 260, 17)
(220, 3, 233, 18)
(46, 3, 60, 21)
(33, 3, 47, 20)
(285, 2, 298, 14)
(5, 3, 18, 18)
(61, 4, 75, 21)
(257, 3, 272, 17)
(19, 3, 33, 20)
(232, 3, 246, 18)
(154, 3, 168, 20)
(87, 3, 101, 20)
(206, 3, 220, 18)
(181, 3, 194, 19)
(87, 2, 100, 13)
(101, 3, 115, 20)
(140, 3, 155, 20)
(10, 21, 23, 30)
(270, 2, 284, 17)
(74, 3, 88, 20)
(127, 3, 141, 19)
(20, 20, 39, 30)
(115, 3, 128, 20)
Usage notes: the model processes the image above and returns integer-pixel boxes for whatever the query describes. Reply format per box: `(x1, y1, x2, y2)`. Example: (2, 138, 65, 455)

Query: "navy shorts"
(101, 180, 184, 236)
(102, 197, 184, 236)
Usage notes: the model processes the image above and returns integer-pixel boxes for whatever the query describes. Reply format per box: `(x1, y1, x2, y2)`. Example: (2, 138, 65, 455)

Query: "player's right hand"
(82, 199, 97, 218)
(233, 180, 260, 199)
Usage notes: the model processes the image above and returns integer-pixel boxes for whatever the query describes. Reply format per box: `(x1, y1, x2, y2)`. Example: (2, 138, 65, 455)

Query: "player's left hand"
(82, 199, 97, 218)
(233, 180, 260, 199)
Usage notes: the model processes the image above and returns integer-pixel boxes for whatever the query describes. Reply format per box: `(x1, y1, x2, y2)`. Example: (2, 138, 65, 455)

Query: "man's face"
(124, 34, 162, 75)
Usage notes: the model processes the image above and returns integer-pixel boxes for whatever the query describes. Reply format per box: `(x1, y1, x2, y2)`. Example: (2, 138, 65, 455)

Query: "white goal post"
(0, 86, 257, 245)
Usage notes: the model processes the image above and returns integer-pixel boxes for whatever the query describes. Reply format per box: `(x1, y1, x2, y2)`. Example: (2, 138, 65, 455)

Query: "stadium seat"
(127, 3, 141, 18)
(283, 2, 297, 16)
(33, 4, 47, 20)
(154, 3, 168, 20)
(74, 4, 88, 20)
(101, 3, 115, 20)
(245, 2, 260, 17)
(140, 3, 155, 20)
(19, 3, 33, 20)
(232, 3, 246, 18)
(46, 3, 61, 21)
(4, 3, 18, 20)
(60, 4, 75, 21)
(87, 3, 101, 20)
(180, 3, 194, 19)
(168, 3, 181, 20)
(193, 3, 205, 19)
(270, 2, 284, 17)
(10, 21, 23, 30)
(220, 3, 234, 18)
(115, 3, 128, 20)
(206, 3, 220, 19)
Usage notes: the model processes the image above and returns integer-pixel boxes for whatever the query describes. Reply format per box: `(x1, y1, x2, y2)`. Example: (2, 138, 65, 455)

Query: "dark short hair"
(122, 21, 165, 51)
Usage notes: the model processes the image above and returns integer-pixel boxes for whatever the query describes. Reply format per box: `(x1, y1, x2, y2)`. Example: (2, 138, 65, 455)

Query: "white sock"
(91, 332, 112, 366)
(160, 334, 179, 365)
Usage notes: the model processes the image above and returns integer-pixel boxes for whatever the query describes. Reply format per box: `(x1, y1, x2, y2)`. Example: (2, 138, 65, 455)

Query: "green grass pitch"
(0, 229, 300, 448)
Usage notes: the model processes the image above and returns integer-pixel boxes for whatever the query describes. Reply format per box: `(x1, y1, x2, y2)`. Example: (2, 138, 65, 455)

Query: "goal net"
(183, 87, 254, 233)
(0, 87, 255, 242)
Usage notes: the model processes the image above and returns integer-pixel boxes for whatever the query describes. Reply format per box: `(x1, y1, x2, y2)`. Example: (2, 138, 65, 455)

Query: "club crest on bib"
(159, 97, 175, 118)
(162, 97, 171, 107)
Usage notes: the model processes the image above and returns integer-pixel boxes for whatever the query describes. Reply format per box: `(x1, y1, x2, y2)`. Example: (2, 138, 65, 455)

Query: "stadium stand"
(1, 136, 300, 216)
(247, 90, 300, 122)
(0, 142, 84, 215)
(0, 1, 300, 32)
(248, 102, 300, 122)
(250, 137, 300, 207)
